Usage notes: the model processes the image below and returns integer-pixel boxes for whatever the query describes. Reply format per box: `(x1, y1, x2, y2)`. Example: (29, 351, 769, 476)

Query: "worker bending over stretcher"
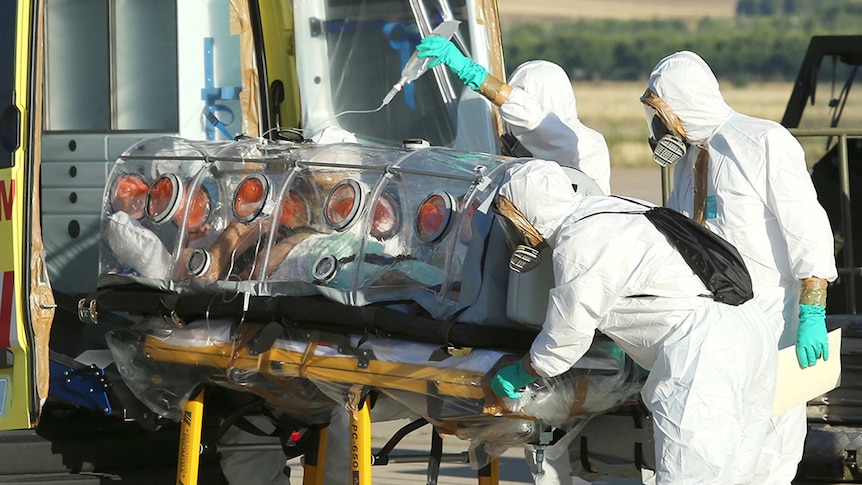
(489, 159, 777, 484)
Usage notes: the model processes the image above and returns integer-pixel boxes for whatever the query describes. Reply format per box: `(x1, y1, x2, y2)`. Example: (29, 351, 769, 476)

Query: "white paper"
(772, 328, 842, 417)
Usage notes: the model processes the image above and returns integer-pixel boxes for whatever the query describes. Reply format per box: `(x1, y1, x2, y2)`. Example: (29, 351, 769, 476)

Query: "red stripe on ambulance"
(0, 272, 13, 348)
(0, 180, 14, 221)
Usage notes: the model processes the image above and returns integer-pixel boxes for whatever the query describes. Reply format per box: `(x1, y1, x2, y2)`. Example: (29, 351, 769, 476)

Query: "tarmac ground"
(285, 418, 644, 485)
(607, 166, 664, 205)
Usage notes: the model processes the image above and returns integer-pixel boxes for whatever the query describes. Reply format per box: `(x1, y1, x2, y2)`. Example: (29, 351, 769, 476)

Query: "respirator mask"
(493, 195, 546, 273)
(641, 90, 688, 167)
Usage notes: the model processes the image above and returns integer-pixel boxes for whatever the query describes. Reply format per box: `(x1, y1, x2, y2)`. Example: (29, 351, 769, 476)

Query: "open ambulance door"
(0, 0, 53, 431)
(255, 0, 506, 153)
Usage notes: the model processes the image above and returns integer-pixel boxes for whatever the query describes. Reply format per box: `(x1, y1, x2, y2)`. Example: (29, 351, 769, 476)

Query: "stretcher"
(95, 294, 642, 484)
(89, 136, 644, 483)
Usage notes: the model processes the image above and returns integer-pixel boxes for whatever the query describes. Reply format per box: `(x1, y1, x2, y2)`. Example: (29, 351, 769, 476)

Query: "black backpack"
(642, 205, 754, 306)
(603, 197, 754, 306)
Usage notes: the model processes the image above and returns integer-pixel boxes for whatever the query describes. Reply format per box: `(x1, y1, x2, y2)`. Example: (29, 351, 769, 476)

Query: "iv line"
(258, 100, 388, 142)
(305, 101, 388, 135)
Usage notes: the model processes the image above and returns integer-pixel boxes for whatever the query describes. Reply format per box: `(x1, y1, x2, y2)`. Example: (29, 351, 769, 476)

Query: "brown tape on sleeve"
(800, 277, 828, 306)
(478, 75, 513, 107)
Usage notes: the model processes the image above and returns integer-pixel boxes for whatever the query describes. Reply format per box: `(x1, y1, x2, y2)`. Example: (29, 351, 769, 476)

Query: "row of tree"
(737, 0, 862, 16)
(501, 5, 861, 83)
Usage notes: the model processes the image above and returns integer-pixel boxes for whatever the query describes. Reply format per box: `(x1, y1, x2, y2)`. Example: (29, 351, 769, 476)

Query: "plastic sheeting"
(99, 136, 517, 323)
(99, 135, 644, 465)
(106, 316, 645, 468)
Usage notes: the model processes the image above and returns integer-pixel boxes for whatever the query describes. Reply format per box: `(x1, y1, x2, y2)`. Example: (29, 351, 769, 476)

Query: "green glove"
(797, 304, 829, 368)
(491, 359, 537, 399)
(416, 36, 489, 90)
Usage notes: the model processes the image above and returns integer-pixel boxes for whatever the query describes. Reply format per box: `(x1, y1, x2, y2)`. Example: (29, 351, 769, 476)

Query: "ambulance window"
(44, 0, 178, 132)
(0, 1, 17, 168)
(320, 0, 470, 147)
(0, 2, 14, 96)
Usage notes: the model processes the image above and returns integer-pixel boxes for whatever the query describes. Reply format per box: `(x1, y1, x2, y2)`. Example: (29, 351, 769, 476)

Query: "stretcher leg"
(302, 426, 328, 485)
(428, 428, 443, 485)
(177, 388, 205, 485)
(478, 459, 500, 485)
(349, 395, 373, 485)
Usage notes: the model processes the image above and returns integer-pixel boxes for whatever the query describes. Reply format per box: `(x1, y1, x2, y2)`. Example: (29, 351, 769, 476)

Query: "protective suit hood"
(497, 160, 581, 245)
(500, 60, 611, 194)
(509, 60, 579, 126)
(647, 51, 733, 143)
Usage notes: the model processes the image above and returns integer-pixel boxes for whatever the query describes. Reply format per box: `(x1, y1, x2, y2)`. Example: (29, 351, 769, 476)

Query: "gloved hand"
(416, 36, 489, 90)
(491, 359, 538, 399)
(797, 304, 829, 368)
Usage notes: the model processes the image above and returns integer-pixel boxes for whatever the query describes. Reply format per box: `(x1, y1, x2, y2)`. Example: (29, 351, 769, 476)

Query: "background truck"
(779, 35, 862, 483)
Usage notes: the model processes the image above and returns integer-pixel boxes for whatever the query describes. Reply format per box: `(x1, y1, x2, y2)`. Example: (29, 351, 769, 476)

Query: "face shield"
(493, 195, 546, 273)
(641, 90, 688, 167)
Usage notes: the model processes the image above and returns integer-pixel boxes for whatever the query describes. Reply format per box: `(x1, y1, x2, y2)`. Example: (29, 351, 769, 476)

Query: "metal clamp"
(533, 424, 554, 475)
(77, 298, 98, 324)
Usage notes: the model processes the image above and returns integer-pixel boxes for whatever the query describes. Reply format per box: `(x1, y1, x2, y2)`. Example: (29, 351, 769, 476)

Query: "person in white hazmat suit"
(416, 37, 613, 484)
(489, 159, 778, 484)
(641, 50, 838, 484)
(416, 37, 611, 194)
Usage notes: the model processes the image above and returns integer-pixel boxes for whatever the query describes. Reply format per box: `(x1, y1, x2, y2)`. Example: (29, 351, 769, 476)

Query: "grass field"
(572, 81, 848, 167)
(496, 0, 737, 23)
(490, 1, 862, 167)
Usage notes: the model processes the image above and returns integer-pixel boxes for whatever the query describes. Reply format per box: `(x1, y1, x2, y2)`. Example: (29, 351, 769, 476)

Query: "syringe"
(381, 20, 461, 107)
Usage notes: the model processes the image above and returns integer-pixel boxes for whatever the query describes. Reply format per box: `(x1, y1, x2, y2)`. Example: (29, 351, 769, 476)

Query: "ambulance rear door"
(0, 0, 53, 431)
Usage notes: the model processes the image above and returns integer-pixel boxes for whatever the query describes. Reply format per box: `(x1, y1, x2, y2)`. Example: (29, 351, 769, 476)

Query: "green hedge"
(502, 8, 862, 83)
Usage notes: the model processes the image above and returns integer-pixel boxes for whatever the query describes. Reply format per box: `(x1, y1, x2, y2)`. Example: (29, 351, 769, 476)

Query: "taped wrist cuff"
(477, 75, 512, 106)
(800, 277, 828, 306)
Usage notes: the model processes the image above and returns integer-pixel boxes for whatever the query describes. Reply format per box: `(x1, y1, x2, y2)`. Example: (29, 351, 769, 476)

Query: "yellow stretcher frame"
(142, 332, 592, 417)
(143, 336, 489, 401)
(150, 334, 507, 484)
(174, 386, 501, 485)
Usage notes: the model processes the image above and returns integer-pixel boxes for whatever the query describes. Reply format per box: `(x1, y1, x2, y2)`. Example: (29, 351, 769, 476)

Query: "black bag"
(642, 206, 753, 306)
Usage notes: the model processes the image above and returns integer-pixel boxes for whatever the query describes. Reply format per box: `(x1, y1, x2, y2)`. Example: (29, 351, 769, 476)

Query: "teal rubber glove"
(491, 359, 538, 399)
(415, 36, 489, 90)
(797, 304, 829, 368)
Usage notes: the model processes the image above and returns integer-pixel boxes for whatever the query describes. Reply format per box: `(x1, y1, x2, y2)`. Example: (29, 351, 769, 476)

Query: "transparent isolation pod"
(99, 137, 644, 466)
(99, 136, 527, 320)
(99, 137, 227, 286)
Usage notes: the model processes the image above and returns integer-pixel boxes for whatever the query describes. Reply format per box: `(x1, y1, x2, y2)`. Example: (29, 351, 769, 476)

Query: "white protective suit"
(500, 61, 612, 195)
(499, 60, 611, 485)
(499, 159, 777, 484)
(651, 51, 839, 484)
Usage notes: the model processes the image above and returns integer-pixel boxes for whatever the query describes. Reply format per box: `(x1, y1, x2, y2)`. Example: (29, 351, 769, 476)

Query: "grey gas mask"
(493, 195, 547, 274)
(508, 245, 542, 273)
(641, 90, 689, 167)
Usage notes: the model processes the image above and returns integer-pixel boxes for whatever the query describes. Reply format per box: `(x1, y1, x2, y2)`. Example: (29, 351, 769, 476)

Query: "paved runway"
(608, 166, 664, 205)
(285, 418, 646, 484)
